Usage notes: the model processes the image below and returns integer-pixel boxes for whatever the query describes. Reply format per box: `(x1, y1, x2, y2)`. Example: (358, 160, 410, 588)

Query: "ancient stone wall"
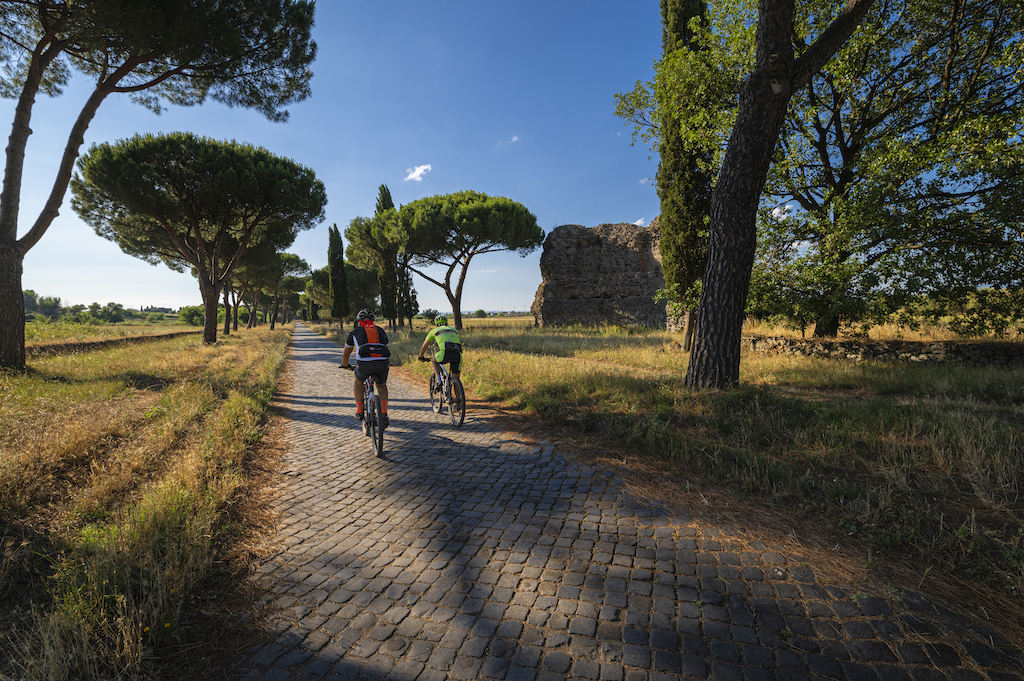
(743, 335, 1024, 366)
(531, 223, 667, 328)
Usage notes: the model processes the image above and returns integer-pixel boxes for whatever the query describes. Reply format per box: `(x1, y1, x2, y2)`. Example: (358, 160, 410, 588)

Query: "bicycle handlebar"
(418, 356, 429, 363)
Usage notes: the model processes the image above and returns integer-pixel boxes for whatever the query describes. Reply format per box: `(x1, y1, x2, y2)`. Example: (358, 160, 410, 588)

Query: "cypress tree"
(656, 0, 711, 350)
(328, 224, 349, 322)
(374, 185, 400, 327)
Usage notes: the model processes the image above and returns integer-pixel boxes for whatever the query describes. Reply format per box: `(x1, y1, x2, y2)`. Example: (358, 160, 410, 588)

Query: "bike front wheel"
(429, 374, 442, 413)
(449, 379, 465, 427)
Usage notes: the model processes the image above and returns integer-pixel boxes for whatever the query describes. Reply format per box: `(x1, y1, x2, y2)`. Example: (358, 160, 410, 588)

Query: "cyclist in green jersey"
(418, 314, 462, 387)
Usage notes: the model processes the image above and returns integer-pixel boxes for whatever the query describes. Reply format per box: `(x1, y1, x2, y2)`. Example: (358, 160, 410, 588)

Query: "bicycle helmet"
(357, 309, 376, 327)
(434, 315, 448, 327)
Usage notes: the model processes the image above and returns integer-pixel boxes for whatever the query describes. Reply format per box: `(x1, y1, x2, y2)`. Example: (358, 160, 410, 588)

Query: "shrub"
(177, 306, 205, 326)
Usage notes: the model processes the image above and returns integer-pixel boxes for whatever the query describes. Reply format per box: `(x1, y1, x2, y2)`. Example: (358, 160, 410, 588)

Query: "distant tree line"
(22, 291, 164, 324)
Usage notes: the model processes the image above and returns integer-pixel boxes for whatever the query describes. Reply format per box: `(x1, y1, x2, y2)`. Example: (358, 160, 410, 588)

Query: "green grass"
(317, 321, 1024, 596)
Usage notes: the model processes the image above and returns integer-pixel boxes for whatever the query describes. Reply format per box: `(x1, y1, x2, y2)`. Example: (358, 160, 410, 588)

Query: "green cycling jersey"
(425, 325, 460, 362)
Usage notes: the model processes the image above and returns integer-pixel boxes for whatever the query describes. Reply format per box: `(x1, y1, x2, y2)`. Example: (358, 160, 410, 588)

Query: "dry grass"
(745, 318, 1024, 342)
(0, 327, 290, 681)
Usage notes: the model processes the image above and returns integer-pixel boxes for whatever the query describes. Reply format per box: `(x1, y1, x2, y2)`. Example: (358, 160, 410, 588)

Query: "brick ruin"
(531, 221, 668, 328)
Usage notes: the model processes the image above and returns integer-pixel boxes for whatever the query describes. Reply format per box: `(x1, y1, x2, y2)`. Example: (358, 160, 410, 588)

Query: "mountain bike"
(345, 365, 385, 457)
(420, 357, 465, 426)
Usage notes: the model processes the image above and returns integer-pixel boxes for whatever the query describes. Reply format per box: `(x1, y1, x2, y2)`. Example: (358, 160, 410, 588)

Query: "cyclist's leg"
(448, 350, 462, 381)
(374, 362, 390, 419)
(353, 362, 367, 418)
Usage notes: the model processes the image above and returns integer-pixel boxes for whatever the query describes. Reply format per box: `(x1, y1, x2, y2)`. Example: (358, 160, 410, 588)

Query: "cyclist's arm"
(342, 345, 353, 366)
(418, 332, 434, 360)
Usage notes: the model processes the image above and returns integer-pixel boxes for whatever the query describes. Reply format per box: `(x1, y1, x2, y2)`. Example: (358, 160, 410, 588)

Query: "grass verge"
(0, 327, 290, 680)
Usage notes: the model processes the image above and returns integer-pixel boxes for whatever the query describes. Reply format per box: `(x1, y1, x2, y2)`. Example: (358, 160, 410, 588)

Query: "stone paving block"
(230, 326, 1024, 681)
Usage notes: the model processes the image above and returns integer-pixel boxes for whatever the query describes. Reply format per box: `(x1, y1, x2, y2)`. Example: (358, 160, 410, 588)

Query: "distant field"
(390, 315, 534, 333)
(25, 319, 186, 345)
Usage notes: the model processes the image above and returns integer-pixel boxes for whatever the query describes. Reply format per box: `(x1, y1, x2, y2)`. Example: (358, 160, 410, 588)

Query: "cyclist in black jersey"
(341, 309, 391, 425)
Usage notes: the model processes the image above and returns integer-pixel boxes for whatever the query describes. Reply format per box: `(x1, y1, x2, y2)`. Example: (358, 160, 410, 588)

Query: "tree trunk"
(812, 313, 841, 338)
(682, 0, 874, 389)
(201, 283, 219, 344)
(270, 292, 279, 330)
(0, 246, 26, 369)
(222, 288, 231, 336)
(681, 309, 696, 352)
(684, 8, 797, 389)
(450, 292, 463, 330)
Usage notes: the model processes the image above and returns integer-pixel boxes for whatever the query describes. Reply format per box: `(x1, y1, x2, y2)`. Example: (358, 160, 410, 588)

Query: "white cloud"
(510, 135, 519, 143)
(772, 204, 793, 220)
(634, 218, 645, 226)
(639, 178, 650, 184)
(405, 164, 432, 182)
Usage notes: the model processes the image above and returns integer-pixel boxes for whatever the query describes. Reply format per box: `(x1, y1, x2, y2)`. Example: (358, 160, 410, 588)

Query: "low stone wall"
(743, 334, 1024, 366)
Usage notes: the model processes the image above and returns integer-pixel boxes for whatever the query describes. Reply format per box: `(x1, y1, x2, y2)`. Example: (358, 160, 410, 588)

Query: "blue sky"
(16, 2, 663, 314)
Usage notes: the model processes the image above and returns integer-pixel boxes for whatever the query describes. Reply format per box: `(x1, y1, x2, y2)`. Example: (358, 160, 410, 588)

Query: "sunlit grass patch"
(1, 327, 290, 680)
(25, 320, 188, 345)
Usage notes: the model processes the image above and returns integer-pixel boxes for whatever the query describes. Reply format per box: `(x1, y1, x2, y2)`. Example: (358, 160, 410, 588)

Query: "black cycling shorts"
(354, 360, 389, 384)
(437, 348, 461, 374)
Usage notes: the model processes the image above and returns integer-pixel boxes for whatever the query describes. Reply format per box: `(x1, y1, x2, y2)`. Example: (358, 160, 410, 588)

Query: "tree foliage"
(618, 0, 1024, 341)
(71, 132, 326, 342)
(344, 185, 406, 326)
(304, 266, 331, 322)
(0, 0, 317, 368)
(401, 190, 543, 329)
(757, 0, 1024, 336)
(344, 263, 381, 317)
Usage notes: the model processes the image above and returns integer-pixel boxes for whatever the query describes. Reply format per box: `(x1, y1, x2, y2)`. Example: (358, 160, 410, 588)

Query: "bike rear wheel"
(449, 379, 465, 427)
(429, 374, 442, 413)
(369, 395, 385, 457)
(362, 394, 371, 436)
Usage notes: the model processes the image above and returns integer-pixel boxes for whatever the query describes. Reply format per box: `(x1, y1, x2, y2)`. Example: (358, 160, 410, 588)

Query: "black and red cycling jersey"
(345, 324, 390, 362)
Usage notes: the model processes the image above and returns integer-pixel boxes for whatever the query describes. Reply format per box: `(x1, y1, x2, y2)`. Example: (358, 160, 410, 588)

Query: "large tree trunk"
(201, 283, 219, 344)
(0, 40, 112, 369)
(449, 290, 463, 330)
(684, 0, 874, 389)
(0, 246, 26, 369)
(684, 6, 797, 389)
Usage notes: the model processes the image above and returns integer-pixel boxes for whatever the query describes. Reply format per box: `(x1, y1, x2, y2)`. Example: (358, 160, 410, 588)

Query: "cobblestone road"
(235, 325, 1023, 681)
